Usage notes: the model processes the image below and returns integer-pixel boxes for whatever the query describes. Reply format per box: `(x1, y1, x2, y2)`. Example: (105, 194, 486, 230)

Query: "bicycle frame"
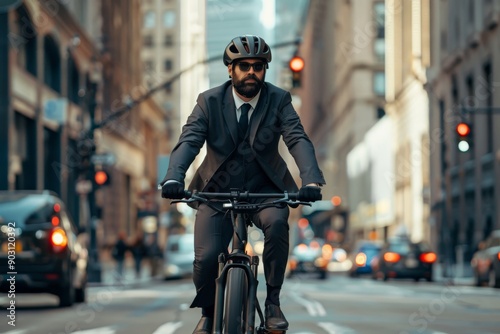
(213, 207, 261, 333)
(172, 189, 308, 334)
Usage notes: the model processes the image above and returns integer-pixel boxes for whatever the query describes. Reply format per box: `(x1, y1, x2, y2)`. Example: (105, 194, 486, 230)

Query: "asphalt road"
(1, 273, 499, 334)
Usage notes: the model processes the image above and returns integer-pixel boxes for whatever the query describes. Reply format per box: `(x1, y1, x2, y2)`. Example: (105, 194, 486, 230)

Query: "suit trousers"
(189, 202, 290, 308)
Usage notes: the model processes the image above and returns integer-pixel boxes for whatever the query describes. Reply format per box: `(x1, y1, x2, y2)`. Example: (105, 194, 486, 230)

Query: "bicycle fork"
(212, 253, 263, 334)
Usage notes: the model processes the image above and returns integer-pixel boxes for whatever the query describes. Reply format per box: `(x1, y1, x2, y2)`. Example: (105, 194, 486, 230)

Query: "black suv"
(0, 190, 88, 307)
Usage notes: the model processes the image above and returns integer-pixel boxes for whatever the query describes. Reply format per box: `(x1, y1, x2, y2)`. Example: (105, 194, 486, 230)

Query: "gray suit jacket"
(160, 80, 325, 193)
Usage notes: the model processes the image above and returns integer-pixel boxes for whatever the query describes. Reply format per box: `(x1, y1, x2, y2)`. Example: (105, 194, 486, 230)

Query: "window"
(164, 59, 173, 72)
(376, 107, 385, 119)
(164, 34, 173, 47)
(374, 39, 385, 62)
(143, 11, 155, 29)
(373, 3, 385, 63)
(373, 72, 385, 96)
(163, 10, 175, 28)
(143, 35, 154, 47)
(374, 3, 385, 39)
(468, 0, 474, 24)
(483, 62, 493, 153)
(43, 35, 61, 93)
(143, 60, 155, 72)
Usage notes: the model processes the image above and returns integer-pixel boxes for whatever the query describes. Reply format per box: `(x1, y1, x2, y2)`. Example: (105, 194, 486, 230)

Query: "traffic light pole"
(86, 80, 101, 283)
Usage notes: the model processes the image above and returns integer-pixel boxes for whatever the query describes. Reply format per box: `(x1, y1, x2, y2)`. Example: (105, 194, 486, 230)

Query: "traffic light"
(289, 55, 304, 88)
(455, 122, 472, 153)
(93, 169, 111, 186)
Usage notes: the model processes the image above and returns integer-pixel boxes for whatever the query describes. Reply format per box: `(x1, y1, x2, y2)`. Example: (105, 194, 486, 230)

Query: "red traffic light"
(331, 196, 342, 206)
(94, 170, 109, 186)
(289, 56, 305, 72)
(456, 122, 471, 136)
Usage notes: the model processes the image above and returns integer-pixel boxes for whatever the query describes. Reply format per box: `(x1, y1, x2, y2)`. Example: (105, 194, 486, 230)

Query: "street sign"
(44, 98, 68, 124)
(91, 153, 116, 165)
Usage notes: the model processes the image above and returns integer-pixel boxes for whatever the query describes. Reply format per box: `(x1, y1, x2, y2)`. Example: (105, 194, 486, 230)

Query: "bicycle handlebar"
(170, 189, 311, 211)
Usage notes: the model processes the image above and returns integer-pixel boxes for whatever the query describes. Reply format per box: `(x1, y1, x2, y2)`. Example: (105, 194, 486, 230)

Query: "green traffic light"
(458, 140, 470, 152)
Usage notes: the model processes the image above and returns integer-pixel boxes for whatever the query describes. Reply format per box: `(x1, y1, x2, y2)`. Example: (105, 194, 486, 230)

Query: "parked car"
(0, 190, 88, 307)
(163, 233, 195, 280)
(372, 236, 437, 282)
(348, 240, 382, 277)
(471, 230, 500, 288)
(287, 238, 331, 280)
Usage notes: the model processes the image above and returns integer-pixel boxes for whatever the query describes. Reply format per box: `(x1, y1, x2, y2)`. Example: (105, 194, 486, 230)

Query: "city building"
(385, 0, 432, 243)
(0, 0, 103, 227)
(298, 0, 388, 245)
(426, 0, 500, 271)
(0, 1, 168, 276)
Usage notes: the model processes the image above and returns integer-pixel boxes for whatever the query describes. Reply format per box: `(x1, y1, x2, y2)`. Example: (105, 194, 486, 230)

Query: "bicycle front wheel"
(224, 267, 248, 333)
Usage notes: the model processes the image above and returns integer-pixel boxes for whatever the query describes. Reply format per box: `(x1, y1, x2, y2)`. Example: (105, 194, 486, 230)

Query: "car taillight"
(497, 252, 500, 261)
(51, 228, 68, 252)
(355, 253, 367, 266)
(322, 244, 333, 260)
(51, 216, 60, 226)
(420, 252, 437, 264)
(383, 252, 401, 263)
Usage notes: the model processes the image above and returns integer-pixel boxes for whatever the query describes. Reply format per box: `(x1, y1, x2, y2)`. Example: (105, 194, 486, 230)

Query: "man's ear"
(228, 64, 232, 78)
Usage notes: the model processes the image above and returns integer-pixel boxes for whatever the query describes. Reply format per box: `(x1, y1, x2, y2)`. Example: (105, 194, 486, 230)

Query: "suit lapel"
(249, 84, 269, 146)
(222, 84, 239, 144)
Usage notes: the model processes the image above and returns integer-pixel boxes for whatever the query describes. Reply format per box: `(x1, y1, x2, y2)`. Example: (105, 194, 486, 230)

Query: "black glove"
(161, 180, 185, 199)
(298, 185, 322, 202)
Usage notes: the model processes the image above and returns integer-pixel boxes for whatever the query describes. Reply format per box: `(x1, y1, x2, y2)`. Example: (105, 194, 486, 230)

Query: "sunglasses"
(236, 62, 266, 72)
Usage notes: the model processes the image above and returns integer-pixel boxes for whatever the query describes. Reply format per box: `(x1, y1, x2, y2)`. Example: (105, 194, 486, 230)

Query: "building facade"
(1, 0, 102, 227)
(427, 0, 500, 270)
(298, 0, 387, 245)
(0, 0, 167, 254)
(385, 0, 432, 243)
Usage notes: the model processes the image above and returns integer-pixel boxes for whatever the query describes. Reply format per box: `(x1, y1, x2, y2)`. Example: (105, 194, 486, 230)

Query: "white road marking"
(289, 291, 326, 317)
(72, 326, 116, 334)
(152, 321, 183, 334)
(2, 330, 28, 334)
(318, 322, 357, 334)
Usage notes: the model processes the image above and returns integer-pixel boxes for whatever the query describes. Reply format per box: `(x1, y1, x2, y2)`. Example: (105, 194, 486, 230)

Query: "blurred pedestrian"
(145, 234, 163, 277)
(112, 231, 128, 280)
(131, 235, 146, 279)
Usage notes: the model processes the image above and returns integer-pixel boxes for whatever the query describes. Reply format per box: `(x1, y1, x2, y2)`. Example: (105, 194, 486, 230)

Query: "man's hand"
(161, 180, 186, 199)
(298, 185, 322, 202)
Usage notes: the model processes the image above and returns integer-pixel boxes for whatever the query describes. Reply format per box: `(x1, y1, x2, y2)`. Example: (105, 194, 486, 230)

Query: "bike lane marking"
(72, 326, 116, 334)
(152, 321, 183, 334)
(289, 291, 326, 317)
(318, 322, 357, 334)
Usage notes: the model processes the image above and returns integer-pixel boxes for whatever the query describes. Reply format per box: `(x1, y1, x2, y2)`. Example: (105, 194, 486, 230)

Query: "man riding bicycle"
(160, 35, 325, 334)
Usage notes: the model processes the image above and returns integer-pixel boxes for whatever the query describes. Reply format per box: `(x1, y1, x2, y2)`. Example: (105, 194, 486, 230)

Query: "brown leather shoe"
(192, 316, 213, 334)
(265, 304, 289, 330)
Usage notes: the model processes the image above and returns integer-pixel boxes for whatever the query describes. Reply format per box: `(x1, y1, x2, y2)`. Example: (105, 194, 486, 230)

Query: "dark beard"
(232, 74, 264, 98)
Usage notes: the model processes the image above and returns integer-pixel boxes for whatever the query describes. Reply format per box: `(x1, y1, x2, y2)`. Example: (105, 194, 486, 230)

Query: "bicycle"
(172, 189, 310, 334)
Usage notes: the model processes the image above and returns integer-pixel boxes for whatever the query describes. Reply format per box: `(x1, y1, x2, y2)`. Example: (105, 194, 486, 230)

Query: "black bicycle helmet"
(223, 35, 272, 66)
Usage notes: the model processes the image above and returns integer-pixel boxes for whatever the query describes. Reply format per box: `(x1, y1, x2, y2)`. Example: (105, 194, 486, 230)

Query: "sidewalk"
(432, 263, 475, 286)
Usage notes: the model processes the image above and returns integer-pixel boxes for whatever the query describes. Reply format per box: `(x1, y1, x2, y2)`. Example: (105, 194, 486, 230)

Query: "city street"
(1, 273, 498, 334)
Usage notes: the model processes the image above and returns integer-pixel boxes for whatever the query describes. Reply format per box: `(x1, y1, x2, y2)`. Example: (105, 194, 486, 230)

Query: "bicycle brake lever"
(170, 198, 196, 204)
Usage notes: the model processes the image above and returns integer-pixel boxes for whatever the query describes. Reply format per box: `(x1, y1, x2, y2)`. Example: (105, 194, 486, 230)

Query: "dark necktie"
(239, 103, 251, 135)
